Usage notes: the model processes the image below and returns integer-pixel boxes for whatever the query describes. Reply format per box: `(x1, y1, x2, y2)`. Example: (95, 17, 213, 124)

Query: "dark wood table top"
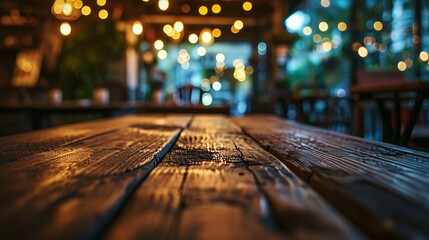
(0, 114, 428, 239)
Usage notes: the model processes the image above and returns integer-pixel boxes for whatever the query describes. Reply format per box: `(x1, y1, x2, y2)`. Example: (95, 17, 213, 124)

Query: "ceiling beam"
(139, 15, 260, 26)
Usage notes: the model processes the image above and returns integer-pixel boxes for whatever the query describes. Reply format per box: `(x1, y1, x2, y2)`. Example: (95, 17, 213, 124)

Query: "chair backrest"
(293, 83, 328, 98)
(293, 83, 350, 132)
(175, 84, 203, 106)
(355, 70, 404, 86)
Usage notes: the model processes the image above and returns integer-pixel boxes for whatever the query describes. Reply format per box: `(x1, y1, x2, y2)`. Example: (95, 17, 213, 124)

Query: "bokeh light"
(159, 0, 169, 11)
(98, 9, 108, 19)
(202, 93, 213, 106)
(338, 22, 347, 31)
(60, 22, 71, 36)
(243, 2, 252, 11)
(419, 51, 429, 62)
(319, 21, 328, 32)
(397, 61, 407, 71)
(174, 21, 184, 32)
(212, 82, 222, 91)
(188, 33, 198, 44)
(358, 46, 368, 57)
(197, 46, 207, 56)
(212, 4, 221, 14)
(199, 6, 208, 15)
(212, 28, 221, 38)
(373, 21, 383, 31)
(81, 6, 91, 16)
(234, 20, 244, 30)
(132, 21, 143, 35)
(157, 50, 167, 59)
(303, 26, 312, 36)
(154, 40, 164, 50)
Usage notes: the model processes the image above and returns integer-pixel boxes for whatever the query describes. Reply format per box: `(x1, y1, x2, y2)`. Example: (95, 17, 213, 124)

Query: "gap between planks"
(233, 115, 429, 239)
(101, 115, 364, 240)
(0, 114, 192, 240)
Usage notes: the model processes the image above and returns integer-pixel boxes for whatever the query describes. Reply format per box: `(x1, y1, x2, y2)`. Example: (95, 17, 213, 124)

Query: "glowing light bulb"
(212, 82, 222, 91)
(154, 40, 164, 50)
(420, 51, 429, 62)
(99, 9, 108, 19)
(60, 22, 71, 36)
(97, 0, 106, 7)
(358, 47, 368, 58)
(132, 21, 143, 35)
(158, 50, 167, 59)
(212, 4, 221, 14)
(373, 21, 383, 31)
(234, 20, 244, 30)
(200, 28, 213, 45)
(188, 34, 198, 44)
(397, 61, 406, 71)
(231, 26, 239, 34)
(74, 0, 83, 9)
(319, 21, 328, 32)
(202, 32, 212, 43)
(63, 3, 72, 16)
(212, 28, 221, 38)
(159, 0, 169, 11)
(322, 42, 332, 52)
(197, 47, 207, 56)
(303, 26, 312, 36)
(243, 2, 252, 11)
(199, 6, 208, 15)
(174, 21, 184, 32)
(163, 24, 173, 35)
(81, 6, 91, 16)
(338, 22, 347, 31)
(321, 0, 330, 7)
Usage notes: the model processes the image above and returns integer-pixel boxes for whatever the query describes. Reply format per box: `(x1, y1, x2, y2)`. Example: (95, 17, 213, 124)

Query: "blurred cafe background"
(0, 0, 428, 150)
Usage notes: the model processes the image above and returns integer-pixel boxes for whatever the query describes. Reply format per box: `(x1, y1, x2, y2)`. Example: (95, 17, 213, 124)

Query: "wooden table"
(0, 114, 428, 239)
(350, 81, 429, 146)
(0, 102, 145, 129)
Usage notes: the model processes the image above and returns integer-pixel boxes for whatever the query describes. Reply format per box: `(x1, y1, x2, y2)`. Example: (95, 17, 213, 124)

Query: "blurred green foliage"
(59, 20, 125, 100)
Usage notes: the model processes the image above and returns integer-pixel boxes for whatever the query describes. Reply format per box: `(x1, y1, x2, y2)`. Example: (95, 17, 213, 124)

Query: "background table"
(0, 102, 230, 131)
(0, 114, 428, 239)
(350, 81, 429, 146)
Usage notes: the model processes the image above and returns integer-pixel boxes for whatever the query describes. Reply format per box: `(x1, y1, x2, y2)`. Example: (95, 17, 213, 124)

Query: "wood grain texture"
(235, 115, 429, 239)
(0, 114, 175, 164)
(104, 115, 362, 240)
(0, 114, 191, 239)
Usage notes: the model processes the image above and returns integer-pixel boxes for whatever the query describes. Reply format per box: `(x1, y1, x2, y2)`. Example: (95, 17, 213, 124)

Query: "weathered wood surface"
(234, 115, 429, 239)
(0, 114, 182, 163)
(0, 114, 191, 239)
(104, 116, 362, 240)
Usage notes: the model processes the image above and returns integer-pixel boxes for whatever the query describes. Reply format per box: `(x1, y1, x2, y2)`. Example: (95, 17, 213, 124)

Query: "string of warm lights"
(51, 0, 259, 87)
(53, 0, 112, 36)
(54, 0, 254, 45)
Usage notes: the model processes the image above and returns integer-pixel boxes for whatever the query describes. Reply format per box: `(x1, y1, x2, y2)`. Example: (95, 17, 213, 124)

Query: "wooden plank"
(235, 115, 429, 239)
(103, 115, 362, 239)
(0, 114, 191, 239)
(0, 114, 150, 163)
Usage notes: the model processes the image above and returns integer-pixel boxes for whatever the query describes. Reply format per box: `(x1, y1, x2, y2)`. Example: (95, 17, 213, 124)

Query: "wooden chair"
(293, 83, 351, 132)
